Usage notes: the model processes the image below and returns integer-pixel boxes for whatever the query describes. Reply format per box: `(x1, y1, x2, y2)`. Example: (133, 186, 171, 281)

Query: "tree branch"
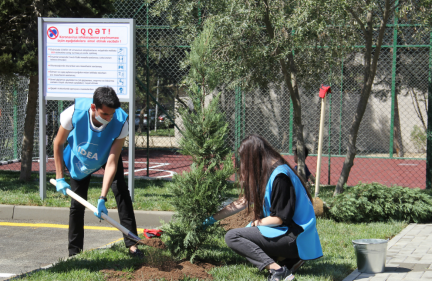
(346, 7, 366, 35)
(370, 0, 392, 74)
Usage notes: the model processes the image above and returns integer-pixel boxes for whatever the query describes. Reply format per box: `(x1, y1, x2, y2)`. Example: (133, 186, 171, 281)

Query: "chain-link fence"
(0, 77, 29, 168)
(219, 27, 430, 188)
(0, 0, 430, 189)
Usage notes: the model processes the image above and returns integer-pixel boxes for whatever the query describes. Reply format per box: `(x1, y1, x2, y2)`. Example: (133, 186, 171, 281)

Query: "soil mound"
(102, 260, 214, 280)
(139, 238, 166, 249)
(219, 209, 254, 231)
(101, 238, 214, 280)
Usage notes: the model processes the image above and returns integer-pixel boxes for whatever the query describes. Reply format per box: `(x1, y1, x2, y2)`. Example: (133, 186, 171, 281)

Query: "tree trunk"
(19, 75, 38, 181)
(286, 54, 307, 182)
(334, 0, 392, 195)
(261, 0, 307, 181)
(393, 91, 404, 157)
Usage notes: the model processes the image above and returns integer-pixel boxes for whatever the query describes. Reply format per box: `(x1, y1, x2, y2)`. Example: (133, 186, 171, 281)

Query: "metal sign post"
(38, 18, 136, 200)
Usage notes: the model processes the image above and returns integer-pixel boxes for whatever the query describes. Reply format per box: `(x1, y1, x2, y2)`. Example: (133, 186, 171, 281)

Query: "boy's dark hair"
(93, 87, 121, 109)
(292, 146, 309, 158)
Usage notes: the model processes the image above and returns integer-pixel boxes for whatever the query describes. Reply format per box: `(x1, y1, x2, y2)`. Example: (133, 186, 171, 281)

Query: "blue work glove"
(94, 199, 108, 220)
(56, 178, 71, 196)
(202, 216, 217, 229)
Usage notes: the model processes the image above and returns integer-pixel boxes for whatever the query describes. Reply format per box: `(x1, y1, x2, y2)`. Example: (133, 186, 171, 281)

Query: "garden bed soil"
(219, 209, 255, 231)
(100, 210, 256, 280)
(101, 260, 214, 280)
(139, 237, 166, 249)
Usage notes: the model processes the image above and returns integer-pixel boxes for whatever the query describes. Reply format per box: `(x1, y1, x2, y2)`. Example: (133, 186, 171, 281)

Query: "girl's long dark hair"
(239, 134, 313, 220)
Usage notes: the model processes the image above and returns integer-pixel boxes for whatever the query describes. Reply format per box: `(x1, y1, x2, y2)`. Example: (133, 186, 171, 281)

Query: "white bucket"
(352, 239, 388, 274)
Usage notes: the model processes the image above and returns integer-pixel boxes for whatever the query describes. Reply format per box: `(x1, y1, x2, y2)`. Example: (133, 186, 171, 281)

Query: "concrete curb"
(0, 205, 14, 219)
(1, 204, 174, 228)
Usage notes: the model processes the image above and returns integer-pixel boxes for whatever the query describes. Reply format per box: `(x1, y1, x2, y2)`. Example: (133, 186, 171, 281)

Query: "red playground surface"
(0, 149, 426, 189)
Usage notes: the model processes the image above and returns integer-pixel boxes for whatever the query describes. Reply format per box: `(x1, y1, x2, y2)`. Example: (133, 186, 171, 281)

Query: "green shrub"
(328, 182, 432, 223)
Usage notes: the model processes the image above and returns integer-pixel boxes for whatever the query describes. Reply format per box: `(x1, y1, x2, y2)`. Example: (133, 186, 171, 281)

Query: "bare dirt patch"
(219, 209, 254, 231)
(139, 238, 166, 249)
(101, 237, 216, 280)
(101, 259, 214, 280)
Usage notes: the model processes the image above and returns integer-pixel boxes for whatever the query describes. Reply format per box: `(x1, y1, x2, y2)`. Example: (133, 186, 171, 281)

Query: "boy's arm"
(53, 126, 71, 179)
(100, 137, 125, 198)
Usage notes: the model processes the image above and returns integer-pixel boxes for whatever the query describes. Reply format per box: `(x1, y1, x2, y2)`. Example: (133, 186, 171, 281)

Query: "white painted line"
(398, 163, 418, 166)
(0, 273, 16, 278)
(124, 161, 169, 165)
(122, 161, 176, 178)
(124, 168, 176, 178)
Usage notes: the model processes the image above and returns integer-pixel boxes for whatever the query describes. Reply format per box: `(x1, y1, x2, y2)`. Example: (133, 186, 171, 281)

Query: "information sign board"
(42, 21, 133, 100)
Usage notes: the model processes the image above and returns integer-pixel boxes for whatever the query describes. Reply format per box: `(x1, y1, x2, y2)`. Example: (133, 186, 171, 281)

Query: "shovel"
(50, 178, 144, 244)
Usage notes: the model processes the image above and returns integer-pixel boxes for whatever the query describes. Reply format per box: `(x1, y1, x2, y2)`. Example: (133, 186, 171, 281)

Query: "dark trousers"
(225, 227, 299, 271)
(68, 156, 138, 256)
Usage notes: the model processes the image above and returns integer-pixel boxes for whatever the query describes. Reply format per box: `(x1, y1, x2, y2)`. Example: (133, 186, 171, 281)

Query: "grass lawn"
(2, 172, 409, 280)
(15, 219, 407, 280)
(0, 170, 239, 211)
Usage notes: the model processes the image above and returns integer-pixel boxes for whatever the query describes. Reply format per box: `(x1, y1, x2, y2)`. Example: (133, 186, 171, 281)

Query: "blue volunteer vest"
(247, 164, 323, 260)
(63, 98, 127, 180)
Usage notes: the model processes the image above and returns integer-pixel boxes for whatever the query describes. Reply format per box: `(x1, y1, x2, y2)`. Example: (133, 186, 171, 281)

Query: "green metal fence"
(0, 77, 28, 166)
(0, 0, 430, 189)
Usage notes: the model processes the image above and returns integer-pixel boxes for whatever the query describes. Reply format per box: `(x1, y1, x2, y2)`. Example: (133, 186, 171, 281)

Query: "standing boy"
(53, 86, 143, 258)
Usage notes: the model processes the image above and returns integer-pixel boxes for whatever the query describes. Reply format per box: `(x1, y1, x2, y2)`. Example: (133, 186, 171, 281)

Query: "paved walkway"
(344, 223, 432, 281)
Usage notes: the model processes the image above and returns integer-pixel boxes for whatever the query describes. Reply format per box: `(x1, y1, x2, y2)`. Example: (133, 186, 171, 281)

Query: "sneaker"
(267, 266, 295, 281)
(129, 248, 144, 259)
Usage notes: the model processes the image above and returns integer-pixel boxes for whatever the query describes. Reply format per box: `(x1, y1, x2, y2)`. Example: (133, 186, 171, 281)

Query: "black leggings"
(67, 156, 138, 256)
(225, 227, 299, 271)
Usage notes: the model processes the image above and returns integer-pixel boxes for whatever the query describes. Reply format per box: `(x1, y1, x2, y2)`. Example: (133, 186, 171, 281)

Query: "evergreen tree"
(161, 22, 235, 261)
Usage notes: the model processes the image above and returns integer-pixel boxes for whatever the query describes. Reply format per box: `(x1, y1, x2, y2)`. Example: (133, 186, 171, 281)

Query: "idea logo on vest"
(74, 142, 99, 174)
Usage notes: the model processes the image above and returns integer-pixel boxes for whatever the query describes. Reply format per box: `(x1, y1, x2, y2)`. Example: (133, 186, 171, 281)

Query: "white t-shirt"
(60, 105, 129, 139)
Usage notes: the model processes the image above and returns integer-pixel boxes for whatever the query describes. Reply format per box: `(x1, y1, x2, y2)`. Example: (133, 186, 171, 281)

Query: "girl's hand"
(251, 220, 260, 227)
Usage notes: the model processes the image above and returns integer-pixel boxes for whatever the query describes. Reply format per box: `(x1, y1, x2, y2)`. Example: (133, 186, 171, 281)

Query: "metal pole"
(242, 84, 245, 140)
(234, 86, 240, 182)
(338, 58, 344, 156)
(426, 33, 432, 189)
(146, 3, 150, 177)
(57, 101, 63, 124)
(38, 18, 46, 200)
(389, 0, 399, 159)
(155, 52, 161, 132)
(13, 84, 18, 159)
(129, 19, 136, 200)
(327, 86, 332, 185)
(239, 84, 246, 142)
